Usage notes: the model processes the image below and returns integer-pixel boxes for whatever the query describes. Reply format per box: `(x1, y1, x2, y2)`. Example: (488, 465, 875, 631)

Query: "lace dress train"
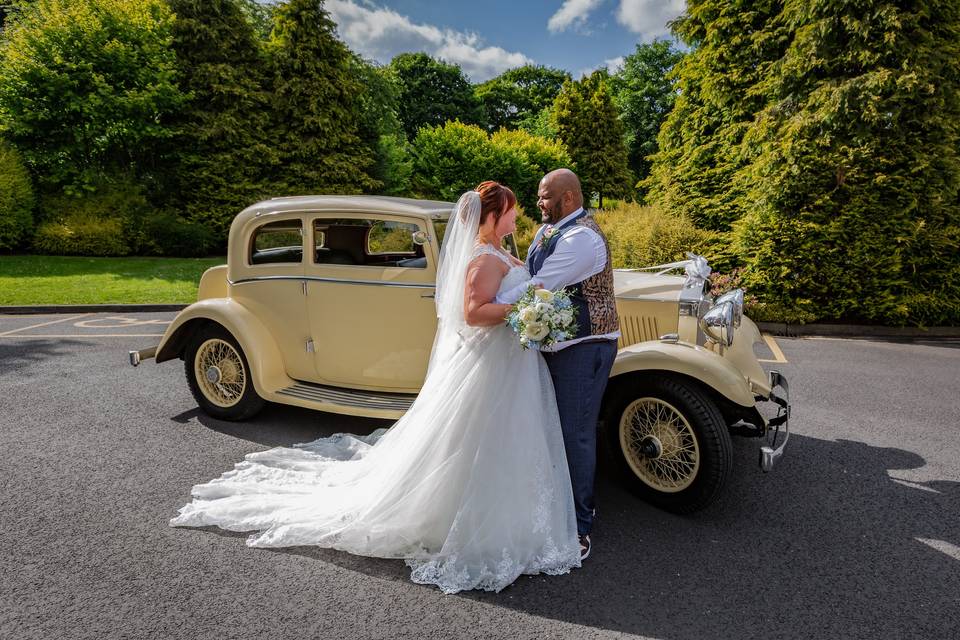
(170, 252, 580, 594)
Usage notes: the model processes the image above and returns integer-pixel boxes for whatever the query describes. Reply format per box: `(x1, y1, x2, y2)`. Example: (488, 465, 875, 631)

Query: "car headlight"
(700, 301, 735, 347)
(713, 288, 743, 327)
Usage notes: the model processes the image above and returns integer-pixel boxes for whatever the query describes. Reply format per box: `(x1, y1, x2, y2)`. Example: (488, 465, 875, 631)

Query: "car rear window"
(250, 219, 303, 265)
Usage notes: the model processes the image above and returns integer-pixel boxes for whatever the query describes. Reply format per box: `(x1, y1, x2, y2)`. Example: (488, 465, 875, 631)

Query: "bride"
(170, 182, 581, 593)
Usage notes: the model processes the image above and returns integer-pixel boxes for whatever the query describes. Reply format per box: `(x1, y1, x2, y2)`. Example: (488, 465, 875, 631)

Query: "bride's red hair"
(475, 181, 517, 226)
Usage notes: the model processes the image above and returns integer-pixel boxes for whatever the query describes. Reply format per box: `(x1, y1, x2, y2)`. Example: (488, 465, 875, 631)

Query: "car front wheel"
(603, 374, 732, 514)
(184, 324, 265, 421)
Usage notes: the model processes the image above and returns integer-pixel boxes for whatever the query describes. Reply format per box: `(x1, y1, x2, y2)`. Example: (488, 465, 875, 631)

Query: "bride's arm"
(464, 256, 512, 327)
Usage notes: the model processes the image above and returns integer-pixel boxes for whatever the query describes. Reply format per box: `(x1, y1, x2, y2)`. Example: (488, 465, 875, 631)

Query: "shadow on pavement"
(175, 402, 960, 639)
(0, 338, 87, 376)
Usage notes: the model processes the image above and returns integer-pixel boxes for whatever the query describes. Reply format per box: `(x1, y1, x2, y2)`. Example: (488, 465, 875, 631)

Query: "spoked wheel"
(184, 324, 264, 421)
(604, 374, 732, 513)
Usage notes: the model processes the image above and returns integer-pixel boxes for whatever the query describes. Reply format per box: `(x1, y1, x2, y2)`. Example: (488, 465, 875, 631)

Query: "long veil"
(425, 190, 480, 376)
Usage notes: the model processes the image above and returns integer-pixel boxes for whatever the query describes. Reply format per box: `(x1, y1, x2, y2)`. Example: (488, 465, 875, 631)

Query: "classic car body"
(131, 195, 789, 513)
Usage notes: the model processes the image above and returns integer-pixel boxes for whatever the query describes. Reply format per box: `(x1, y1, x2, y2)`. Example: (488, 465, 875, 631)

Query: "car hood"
(613, 270, 686, 302)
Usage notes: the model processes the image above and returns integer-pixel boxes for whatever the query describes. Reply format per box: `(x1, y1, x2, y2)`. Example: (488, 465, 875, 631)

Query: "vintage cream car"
(130, 195, 789, 513)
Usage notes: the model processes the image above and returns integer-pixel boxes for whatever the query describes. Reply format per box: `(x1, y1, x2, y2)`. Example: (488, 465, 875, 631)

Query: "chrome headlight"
(713, 288, 743, 327)
(700, 301, 735, 347)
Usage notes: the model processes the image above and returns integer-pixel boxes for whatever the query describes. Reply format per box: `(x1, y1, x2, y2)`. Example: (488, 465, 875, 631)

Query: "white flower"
(534, 288, 555, 303)
(534, 301, 552, 315)
(518, 307, 538, 324)
(559, 309, 574, 325)
(524, 322, 550, 341)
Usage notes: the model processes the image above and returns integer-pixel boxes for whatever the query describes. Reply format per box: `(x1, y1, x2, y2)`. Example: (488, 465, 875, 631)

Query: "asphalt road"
(1, 313, 958, 640)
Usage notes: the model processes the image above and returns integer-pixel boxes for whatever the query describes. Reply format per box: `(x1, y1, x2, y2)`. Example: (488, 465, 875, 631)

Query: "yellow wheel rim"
(619, 397, 700, 493)
(194, 338, 246, 408)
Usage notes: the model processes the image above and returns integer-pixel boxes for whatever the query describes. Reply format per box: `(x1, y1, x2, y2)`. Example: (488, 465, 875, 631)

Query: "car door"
(304, 213, 439, 392)
(227, 215, 315, 383)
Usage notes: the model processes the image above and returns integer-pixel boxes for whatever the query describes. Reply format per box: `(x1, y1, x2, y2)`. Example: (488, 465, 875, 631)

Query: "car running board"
(276, 381, 417, 413)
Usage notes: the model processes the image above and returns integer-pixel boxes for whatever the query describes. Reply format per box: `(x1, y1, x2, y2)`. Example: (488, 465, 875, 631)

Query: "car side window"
(313, 218, 426, 269)
(250, 219, 303, 265)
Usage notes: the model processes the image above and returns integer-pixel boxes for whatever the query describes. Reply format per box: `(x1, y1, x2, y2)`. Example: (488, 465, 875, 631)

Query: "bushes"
(33, 216, 129, 256)
(411, 121, 571, 214)
(0, 142, 34, 250)
(593, 202, 719, 269)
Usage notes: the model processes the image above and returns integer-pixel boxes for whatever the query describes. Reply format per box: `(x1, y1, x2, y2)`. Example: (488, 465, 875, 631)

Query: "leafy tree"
(608, 39, 684, 196)
(645, 1, 787, 231)
(517, 106, 559, 140)
(388, 52, 486, 139)
(168, 0, 276, 237)
(475, 64, 570, 131)
(553, 71, 633, 208)
(352, 57, 412, 196)
(0, 0, 185, 194)
(0, 141, 34, 250)
(735, 0, 960, 325)
(411, 121, 568, 214)
(267, 0, 378, 195)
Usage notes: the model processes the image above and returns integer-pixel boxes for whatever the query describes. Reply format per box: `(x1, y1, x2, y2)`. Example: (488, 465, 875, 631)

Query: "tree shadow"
(0, 338, 87, 376)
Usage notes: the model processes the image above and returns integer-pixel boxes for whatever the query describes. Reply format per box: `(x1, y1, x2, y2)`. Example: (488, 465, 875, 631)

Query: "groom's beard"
(541, 203, 563, 223)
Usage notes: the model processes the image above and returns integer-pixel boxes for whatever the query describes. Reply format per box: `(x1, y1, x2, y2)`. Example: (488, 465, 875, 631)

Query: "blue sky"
(321, 0, 686, 82)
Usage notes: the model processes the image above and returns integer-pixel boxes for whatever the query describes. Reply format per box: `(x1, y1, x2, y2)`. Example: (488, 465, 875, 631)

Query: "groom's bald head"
(538, 169, 584, 223)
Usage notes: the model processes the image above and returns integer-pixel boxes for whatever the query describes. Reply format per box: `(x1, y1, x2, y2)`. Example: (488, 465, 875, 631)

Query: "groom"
(496, 168, 619, 560)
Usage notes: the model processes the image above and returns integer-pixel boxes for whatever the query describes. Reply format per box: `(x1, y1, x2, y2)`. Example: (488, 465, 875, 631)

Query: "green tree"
(645, 0, 787, 231)
(608, 39, 684, 196)
(475, 64, 570, 131)
(352, 57, 412, 196)
(0, 0, 185, 194)
(490, 128, 570, 213)
(0, 141, 34, 250)
(267, 0, 377, 195)
(735, 0, 960, 325)
(388, 52, 486, 139)
(553, 72, 633, 208)
(168, 0, 275, 237)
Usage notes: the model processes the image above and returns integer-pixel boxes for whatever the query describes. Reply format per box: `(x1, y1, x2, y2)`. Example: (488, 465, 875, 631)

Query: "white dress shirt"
(495, 208, 620, 351)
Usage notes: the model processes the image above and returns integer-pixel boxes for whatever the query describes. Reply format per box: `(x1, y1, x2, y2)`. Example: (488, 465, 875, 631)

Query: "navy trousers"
(542, 339, 618, 536)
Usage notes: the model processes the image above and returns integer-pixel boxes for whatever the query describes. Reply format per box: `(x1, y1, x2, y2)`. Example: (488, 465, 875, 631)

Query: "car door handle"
(420, 292, 435, 299)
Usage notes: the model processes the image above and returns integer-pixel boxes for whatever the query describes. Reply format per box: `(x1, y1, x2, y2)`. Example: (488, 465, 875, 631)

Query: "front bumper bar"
(760, 370, 790, 472)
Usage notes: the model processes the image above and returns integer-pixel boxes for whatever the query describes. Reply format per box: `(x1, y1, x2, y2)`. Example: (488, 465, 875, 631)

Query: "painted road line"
(758, 333, 789, 364)
(0, 333, 165, 339)
(73, 316, 171, 329)
(0, 313, 93, 337)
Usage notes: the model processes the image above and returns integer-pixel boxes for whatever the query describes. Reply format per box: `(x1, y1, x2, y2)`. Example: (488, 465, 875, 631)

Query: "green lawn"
(0, 255, 226, 305)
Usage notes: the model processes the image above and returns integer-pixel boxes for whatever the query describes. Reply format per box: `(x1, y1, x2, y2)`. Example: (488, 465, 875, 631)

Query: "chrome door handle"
(421, 292, 435, 299)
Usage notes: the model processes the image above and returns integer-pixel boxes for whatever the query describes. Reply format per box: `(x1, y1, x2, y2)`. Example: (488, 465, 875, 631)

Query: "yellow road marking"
(0, 313, 93, 337)
(758, 333, 789, 364)
(0, 333, 164, 338)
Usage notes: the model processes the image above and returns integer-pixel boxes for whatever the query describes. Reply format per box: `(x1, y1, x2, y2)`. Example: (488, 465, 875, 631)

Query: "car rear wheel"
(184, 324, 264, 421)
(603, 374, 732, 513)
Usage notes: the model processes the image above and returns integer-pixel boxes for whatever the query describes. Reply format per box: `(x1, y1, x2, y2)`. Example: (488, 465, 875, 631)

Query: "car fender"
(610, 340, 755, 407)
(155, 298, 289, 396)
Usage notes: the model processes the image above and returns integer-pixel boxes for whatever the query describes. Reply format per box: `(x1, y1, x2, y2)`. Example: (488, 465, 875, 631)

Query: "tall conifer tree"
(736, 0, 960, 324)
(169, 0, 274, 236)
(554, 72, 633, 208)
(268, 0, 377, 195)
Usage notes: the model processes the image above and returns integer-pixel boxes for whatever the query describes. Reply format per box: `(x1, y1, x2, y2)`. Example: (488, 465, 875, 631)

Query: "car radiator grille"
(277, 381, 417, 411)
(617, 315, 660, 348)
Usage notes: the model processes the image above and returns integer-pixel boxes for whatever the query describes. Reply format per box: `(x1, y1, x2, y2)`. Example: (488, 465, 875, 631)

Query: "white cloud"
(616, 0, 686, 39)
(547, 0, 606, 33)
(326, 0, 533, 82)
(604, 56, 625, 74)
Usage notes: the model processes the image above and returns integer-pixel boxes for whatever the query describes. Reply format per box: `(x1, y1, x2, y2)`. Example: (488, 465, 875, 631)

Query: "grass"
(0, 255, 226, 305)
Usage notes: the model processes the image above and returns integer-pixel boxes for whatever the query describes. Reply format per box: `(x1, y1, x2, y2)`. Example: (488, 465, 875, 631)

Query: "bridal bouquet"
(506, 286, 578, 350)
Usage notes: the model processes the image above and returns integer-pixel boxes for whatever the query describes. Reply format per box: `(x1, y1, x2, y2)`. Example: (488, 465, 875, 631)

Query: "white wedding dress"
(170, 193, 580, 594)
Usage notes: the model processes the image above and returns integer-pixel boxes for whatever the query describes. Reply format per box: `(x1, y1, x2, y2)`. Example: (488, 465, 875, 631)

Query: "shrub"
(33, 215, 129, 256)
(140, 211, 217, 257)
(593, 202, 719, 269)
(490, 129, 571, 213)
(0, 142, 34, 250)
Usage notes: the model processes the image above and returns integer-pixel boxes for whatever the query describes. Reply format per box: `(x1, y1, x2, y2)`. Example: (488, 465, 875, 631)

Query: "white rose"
(559, 309, 574, 325)
(534, 302, 552, 315)
(534, 288, 555, 303)
(526, 322, 550, 341)
(518, 307, 538, 324)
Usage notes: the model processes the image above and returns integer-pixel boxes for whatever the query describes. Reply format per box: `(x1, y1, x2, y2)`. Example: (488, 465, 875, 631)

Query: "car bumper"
(759, 370, 790, 472)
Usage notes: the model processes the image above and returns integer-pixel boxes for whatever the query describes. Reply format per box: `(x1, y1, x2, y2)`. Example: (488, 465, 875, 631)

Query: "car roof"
(240, 195, 456, 222)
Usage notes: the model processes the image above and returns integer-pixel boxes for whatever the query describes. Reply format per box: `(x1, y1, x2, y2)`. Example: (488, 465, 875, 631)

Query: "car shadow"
(175, 405, 960, 638)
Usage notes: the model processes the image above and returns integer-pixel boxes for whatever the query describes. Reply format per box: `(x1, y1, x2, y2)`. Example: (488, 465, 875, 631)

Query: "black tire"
(183, 324, 265, 421)
(602, 374, 732, 514)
